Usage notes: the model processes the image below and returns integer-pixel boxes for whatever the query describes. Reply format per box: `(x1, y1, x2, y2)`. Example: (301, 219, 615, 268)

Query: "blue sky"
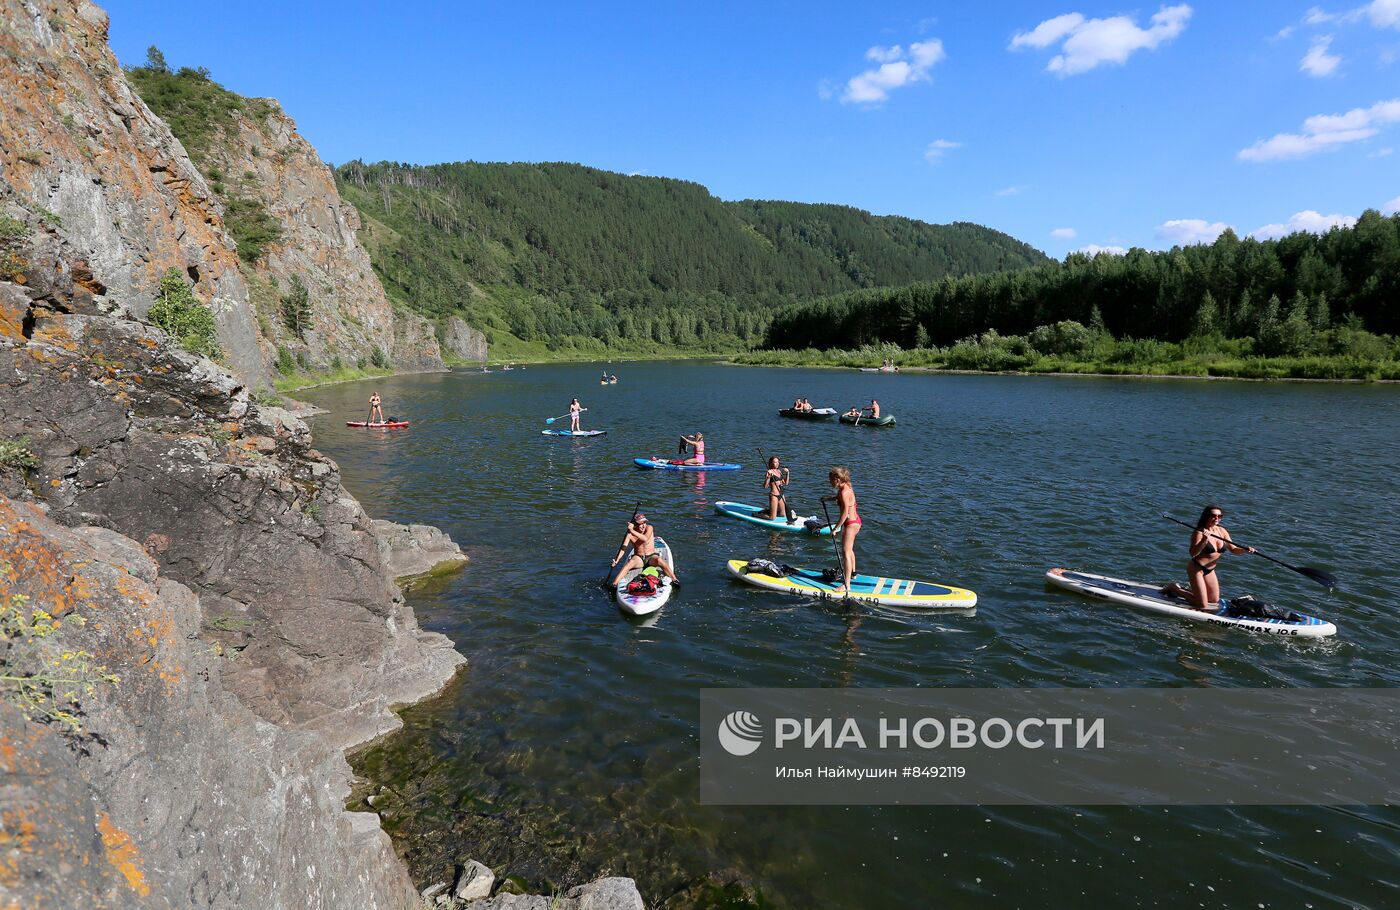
(102, 1, 1400, 258)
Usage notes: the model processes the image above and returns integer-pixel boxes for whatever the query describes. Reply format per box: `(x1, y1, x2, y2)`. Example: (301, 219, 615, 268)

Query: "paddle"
(601, 501, 643, 588)
(545, 408, 586, 425)
(1162, 514, 1337, 589)
(820, 496, 851, 602)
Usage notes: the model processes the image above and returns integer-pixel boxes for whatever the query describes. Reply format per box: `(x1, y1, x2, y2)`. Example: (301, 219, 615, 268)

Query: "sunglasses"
(1208, 512, 1223, 519)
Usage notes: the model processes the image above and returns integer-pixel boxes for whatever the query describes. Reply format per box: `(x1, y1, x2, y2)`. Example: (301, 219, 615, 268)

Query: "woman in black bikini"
(1166, 504, 1254, 611)
(763, 456, 792, 520)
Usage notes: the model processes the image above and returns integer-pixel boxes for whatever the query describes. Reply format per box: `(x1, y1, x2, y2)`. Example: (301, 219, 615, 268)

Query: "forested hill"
(762, 211, 1400, 351)
(334, 160, 1048, 356)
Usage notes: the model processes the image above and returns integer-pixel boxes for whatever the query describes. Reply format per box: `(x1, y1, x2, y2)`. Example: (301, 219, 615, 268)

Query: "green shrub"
(1, 587, 119, 734)
(147, 268, 221, 358)
(251, 388, 283, 408)
(275, 345, 296, 376)
(370, 347, 390, 369)
(223, 196, 282, 264)
(0, 438, 38, 473)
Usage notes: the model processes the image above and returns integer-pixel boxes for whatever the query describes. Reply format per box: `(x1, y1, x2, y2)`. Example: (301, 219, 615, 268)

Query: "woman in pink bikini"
(680, 432, 706, 466)
(825, 466, 861, 594)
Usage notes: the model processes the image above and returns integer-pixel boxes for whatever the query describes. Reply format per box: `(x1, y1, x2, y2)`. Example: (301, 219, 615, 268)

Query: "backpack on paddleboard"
(744, 558, 789, 577)
(626, 572, 662, 595)
(1224, 595, 1306, 623)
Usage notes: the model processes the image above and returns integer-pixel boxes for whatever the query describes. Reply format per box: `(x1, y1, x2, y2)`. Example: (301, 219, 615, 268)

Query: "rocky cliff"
(156, 86, 451, 373)
(0, 0, 270, 384)
(0, 1, 465, 905)
(0, 190, 468, 898)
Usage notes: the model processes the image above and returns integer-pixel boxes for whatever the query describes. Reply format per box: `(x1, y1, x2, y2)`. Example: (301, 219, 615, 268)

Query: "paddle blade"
(1296, 566, 1339, 590)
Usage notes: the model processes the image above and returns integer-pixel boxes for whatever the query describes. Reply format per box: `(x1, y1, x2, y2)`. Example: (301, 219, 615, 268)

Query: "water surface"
(305, 362, 1400, 908)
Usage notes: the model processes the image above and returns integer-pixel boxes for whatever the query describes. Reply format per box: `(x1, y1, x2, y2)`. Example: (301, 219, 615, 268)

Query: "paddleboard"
(726, 559, 976, 609)
(633, 457, 740, 472)
(615, 537, 675, 616)
(714, 501, 832, 535)
(1045, 568, 1337, 638)
(542, 429, 607, 437)
(346, 421, 409, 428)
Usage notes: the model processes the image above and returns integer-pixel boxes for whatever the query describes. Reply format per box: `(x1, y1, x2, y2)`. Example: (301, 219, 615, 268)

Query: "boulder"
(373, 519, 469, 582)
(454, 860, 496, 901)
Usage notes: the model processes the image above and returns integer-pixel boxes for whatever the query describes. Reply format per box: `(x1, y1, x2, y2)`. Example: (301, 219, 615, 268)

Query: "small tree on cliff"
(145, 45, 169, 73)
(148, 267, 221, 359)
(280, 274, 312, 340)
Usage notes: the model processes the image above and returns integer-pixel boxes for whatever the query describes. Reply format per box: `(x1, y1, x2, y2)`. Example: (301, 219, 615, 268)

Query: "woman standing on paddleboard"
(825, 466, 861, 594)
(763, 456, 792, 521)
(369, 391, 385, 424)
(1166, 505, 1254, 610)
(569, 398, 583, 432)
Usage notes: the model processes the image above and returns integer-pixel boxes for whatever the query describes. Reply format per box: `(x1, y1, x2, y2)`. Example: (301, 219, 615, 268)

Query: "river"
(303, 361, 1400, 908)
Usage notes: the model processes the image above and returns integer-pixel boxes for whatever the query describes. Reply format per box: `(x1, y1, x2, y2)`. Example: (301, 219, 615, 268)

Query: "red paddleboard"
(346, 421, 410, 428)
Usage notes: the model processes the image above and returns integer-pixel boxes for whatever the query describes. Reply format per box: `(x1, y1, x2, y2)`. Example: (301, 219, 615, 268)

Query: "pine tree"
(1191, 291, 1219, 337)
(281, 275, 313, 339)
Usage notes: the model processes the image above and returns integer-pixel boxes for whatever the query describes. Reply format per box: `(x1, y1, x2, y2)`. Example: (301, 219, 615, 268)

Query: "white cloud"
(1050, 227, 1078, 238)
(1369, 0, 1400, 29)
(840, 39, 946, 104)
(1079, 244, 1127, 256)
(1384, 194, 1400, 213)
(1301, 35, 1342, 75)
(994, 185, 1027, 197)
(1157, 218, 1232, 245)
(924, 139, 961, 163)
(1010, 13, 1085, 49)
(1238, 97, 1400, 160)
(1010, 5, 1192, 76)
(1373, 146, 1396, 156)
(1249, 210, 1358, 239)
(1305, 6, 1340, 24)
(1274, 25, 1297, 40)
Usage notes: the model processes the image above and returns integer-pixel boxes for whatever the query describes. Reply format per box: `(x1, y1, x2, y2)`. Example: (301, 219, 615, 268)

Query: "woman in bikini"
(824, 466, 861, 594)
(569, 398, 583, 432)
(369, 392, 385, 424)
(680, 432, 705, 466)
(763, 456, 792, 521)
(1165, 504, 1254, 611)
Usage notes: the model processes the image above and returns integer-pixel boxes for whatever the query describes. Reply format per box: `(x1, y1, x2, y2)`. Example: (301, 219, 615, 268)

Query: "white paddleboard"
(1046, 568, 1337, 638)
(614, 537, 675, 616)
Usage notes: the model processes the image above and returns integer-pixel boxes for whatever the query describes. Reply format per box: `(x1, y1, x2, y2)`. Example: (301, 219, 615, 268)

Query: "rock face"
(443, 315, 489, 362)
(0, 497, 418, 909)
(0, 212, 463, 747)
(373, 519, 469, 581)
(193, 94, 449, 373)
(0, 0, 269, 384)
(0, 202, 463, 905)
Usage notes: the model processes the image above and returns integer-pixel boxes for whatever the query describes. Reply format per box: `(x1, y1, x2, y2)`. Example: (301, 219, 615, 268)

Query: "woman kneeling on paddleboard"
(824, 467, 861, 594)
(679, 432, 705, 466)
(1163, 504, 1254, 610)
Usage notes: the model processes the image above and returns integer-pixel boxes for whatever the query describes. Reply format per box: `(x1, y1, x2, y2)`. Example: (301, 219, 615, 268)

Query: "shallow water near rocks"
(306, 361, 1400, 908)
